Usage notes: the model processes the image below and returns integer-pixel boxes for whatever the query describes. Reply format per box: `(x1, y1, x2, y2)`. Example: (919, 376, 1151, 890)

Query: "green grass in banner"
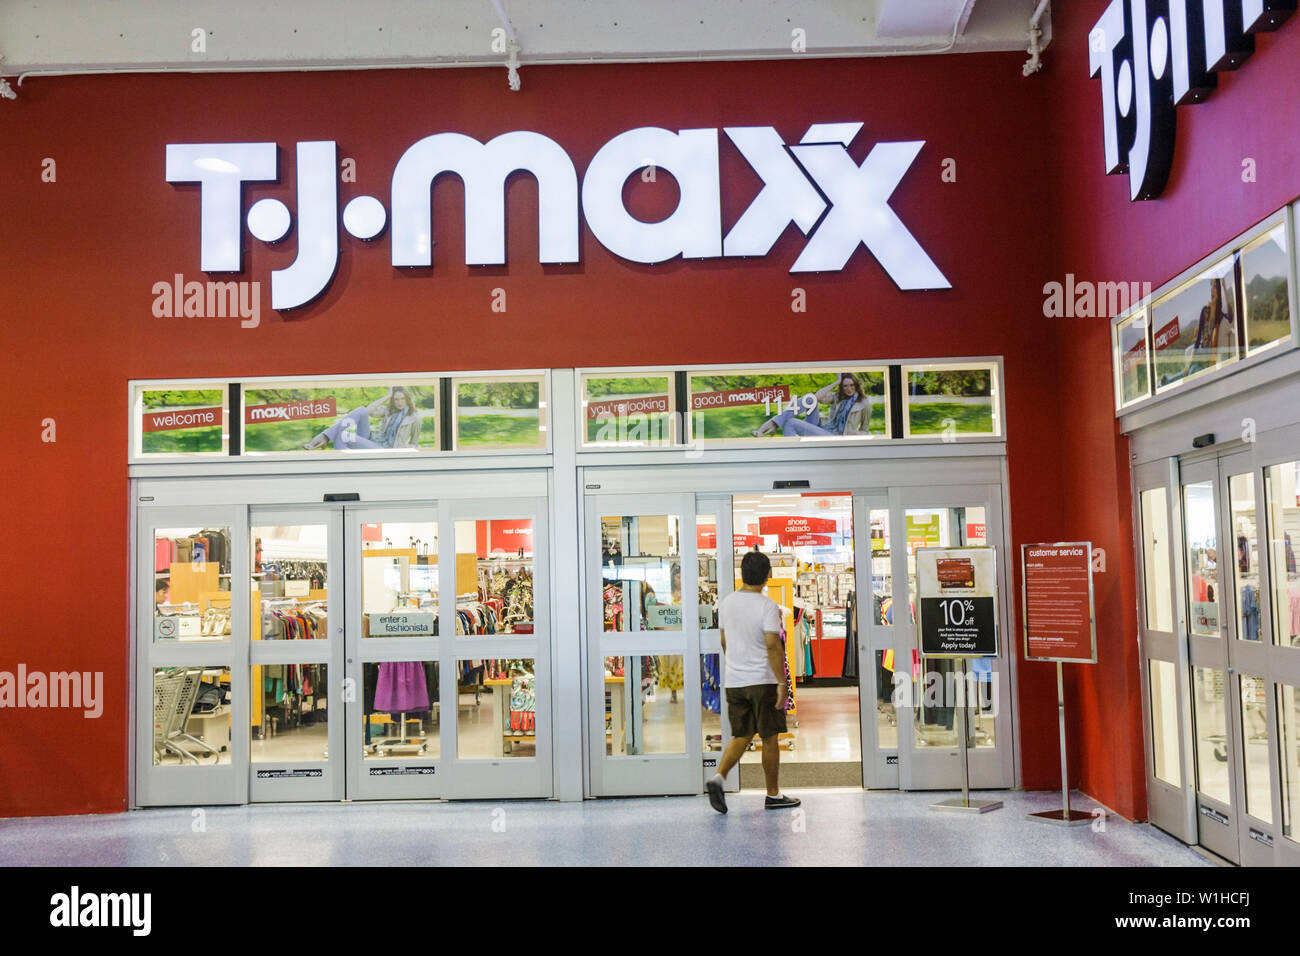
(457, 414, 541, 447)
(693, 403, 887, 439)
(585, 377, 670, 397)
(244, 417, 438, 451)
(586, 413, 674, 442)
(907, 402, 994, 435)
(141, 427, 222, 453)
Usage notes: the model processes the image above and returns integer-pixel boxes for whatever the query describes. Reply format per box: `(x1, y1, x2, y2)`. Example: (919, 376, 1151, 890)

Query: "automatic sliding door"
(442, 499, 551, 799)
(136, 506, 248, 806)
(345, 505, 442, 800)
(894, 486, 1014, 791)
(586, 494, 701, 796)
(247, 509, 344, 802)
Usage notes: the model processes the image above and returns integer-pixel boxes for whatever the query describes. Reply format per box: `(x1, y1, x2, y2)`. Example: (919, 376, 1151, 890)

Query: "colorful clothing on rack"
(374, 661, 431, 713)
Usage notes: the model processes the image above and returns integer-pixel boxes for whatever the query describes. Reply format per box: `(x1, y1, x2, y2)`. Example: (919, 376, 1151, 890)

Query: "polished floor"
(0, 789, 1211, 867)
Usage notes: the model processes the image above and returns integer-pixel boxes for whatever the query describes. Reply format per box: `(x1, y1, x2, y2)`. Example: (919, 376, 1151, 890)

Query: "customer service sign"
(916, 547, 999, 658)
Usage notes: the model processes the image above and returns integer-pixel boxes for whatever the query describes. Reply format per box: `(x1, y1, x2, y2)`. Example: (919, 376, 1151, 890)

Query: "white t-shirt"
(718, 589, 783, 688)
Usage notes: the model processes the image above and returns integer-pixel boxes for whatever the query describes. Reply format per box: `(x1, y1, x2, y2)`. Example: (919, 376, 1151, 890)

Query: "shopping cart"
(152, 667, 220, 764)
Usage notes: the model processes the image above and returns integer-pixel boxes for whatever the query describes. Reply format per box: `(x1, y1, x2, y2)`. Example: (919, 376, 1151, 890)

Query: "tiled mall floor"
(0, 789, 1211, 867)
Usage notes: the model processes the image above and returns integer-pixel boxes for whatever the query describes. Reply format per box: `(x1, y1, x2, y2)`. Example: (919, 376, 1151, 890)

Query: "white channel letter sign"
(1089, 0, 1294, 201)
(165, 123, 950, 311)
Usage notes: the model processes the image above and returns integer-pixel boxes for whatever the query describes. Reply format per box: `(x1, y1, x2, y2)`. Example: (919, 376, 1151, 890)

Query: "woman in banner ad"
(751, 372, 871, 438)
(303, 386, 430, 450)
(1183, 277, 1236, 377)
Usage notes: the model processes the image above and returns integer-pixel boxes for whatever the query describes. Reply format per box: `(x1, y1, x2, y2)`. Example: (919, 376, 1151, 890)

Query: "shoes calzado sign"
(1089, 0, 1295, 201)
(166, 122, 951, 311)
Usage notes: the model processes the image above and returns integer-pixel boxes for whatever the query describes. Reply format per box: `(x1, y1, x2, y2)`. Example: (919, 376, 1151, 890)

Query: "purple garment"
(374, 661, 430, 713)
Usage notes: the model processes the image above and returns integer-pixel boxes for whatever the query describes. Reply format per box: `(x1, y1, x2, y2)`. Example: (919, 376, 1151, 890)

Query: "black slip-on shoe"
(764, 794, 801, 810)
(706, 777, 728, 814)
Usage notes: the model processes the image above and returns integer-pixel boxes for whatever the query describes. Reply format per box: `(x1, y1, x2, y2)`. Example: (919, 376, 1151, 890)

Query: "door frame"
(583, 492, 703, 797)
(135, 504, 249, 807)
(439, 496, 553, 800)
(247, 505, 345, 802)
(891, 484, 1016, 791)
(576, 455, 1019, 795)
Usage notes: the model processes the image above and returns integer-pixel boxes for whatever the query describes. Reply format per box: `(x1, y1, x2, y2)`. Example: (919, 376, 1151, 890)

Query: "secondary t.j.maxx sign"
(165, 122, 951, 311)
(1089, 0, 1295, 201)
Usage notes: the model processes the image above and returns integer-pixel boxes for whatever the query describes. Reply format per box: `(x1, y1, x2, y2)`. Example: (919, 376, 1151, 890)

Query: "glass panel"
(457, 659, 536, 759)
(1141, 488, 1173, 633)
(361, 522, 438, 638)
(154, 526, 232, 643)
(1149, 659, 1182, 786)
(1241, 224, 1291, 356)
(151, 666, 231, 765)
(732, 493, 858, 764)
(135, 386, 227, 456)
(870, 509, 892, 625)
(903, 507, 990, 750)
(874, 651, 898, 751)
(1152, 255, 1240, 393)
(1240, 675, 1272, 823)
(1183, 481, 1221, 638)
(452, 376, 547, 450)
(251, 524, 328, 640)
(603, 655, 685, 755)
(455, 519, 534, 635)
(697, 516, 719, 629)
(1280, 683, 1299, 843)
(1264, 461, 1300, 649)
(1228, 474, 1262, 643)
(1115, 310, 1151, 407)
(969, 660, 996, 749)
(701, 653, 722, 755)
(1192, 667, 1230, 805)
(687, 367, 888, 443)
(250, 664, 328, 763)
(582, 373, 674, 446)
(362, 662, 439, 759)
(248, 379, 439, 454)
(903, 363, 999, 437)
(600, 514, 681, 632)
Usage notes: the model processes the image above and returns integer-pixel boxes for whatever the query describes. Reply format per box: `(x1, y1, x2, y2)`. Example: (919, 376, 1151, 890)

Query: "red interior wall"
(1, 51, 1073, 816)
(1045, 3, 1300, 820)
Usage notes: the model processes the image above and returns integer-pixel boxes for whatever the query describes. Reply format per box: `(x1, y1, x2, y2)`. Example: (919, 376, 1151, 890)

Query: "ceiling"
(1, 0, 1051, 82)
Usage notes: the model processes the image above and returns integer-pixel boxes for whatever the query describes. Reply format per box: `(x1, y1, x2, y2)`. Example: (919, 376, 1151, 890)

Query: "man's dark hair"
(740, 551, 771, 587)
(155, 578, 170, 594)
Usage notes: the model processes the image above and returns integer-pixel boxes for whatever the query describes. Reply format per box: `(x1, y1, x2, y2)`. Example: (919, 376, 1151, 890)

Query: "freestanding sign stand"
(916, 547, 1002, 815)
(1021, 542, 1098, 827)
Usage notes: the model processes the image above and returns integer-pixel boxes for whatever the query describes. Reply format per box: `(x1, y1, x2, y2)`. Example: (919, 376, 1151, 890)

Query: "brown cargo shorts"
(725, 683, 787, 740)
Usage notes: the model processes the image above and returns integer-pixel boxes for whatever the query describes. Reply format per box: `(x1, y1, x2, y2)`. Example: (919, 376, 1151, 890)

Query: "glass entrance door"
(345, 504, 442, 800)
(1181, 458, 1242, 861)
(441, 498, 552, 799)
(893, 486, 1015, 790)
(248, 509, 344, 801)
(136, 506, 248, 806)
(585, 494, 702, 796)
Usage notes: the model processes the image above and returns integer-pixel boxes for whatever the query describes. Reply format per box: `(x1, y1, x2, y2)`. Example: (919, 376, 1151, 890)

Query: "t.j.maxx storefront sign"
(165, 122, 951, 312)
(1090, 0, 1295, 201)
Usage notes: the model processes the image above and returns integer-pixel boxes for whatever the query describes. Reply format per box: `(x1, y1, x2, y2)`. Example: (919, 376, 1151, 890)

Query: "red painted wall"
(3, 50, 1076, 816)
(1045, 3, 1300, 820)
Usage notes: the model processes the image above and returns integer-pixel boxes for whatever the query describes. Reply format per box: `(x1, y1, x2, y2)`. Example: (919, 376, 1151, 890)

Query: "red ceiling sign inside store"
(758, 515, 837, 535)
(487, 520, 533, 555)
(698, 527, 717, 549)
(734, 534, 764, 549)
(778, 533, 833, 547)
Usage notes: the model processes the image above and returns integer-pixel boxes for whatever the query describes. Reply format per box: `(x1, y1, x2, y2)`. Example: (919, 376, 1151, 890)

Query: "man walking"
(706, 551, 801, 813)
